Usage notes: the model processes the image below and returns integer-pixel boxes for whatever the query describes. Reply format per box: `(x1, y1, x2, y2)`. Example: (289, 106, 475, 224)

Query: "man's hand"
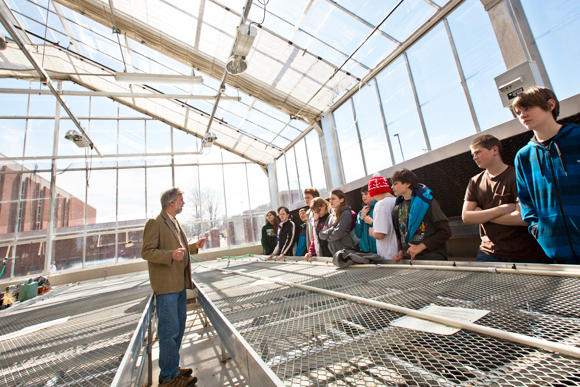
(407, 243, 426, 261)
(268, 254, 275, 260)
(305, 253, 312, 261)
(277, 254, 285, 261)
(364, 216, 373, 225)
(195, 238, 206, 249)
(393, 250, 404, 263)
(173, 248, 186, 261)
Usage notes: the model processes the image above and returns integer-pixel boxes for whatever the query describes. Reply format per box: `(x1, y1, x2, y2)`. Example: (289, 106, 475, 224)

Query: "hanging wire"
(249, 0, 269, 29)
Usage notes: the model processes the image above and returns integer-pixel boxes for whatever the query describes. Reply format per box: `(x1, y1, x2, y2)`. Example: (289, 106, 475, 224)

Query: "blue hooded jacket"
(394, 183, 433, 244)
(515, 124, 580, 264)
(355, 200, 377, 254)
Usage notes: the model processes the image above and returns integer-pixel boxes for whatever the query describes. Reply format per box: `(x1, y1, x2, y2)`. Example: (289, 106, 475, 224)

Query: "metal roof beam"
(0, 87, 241, 100)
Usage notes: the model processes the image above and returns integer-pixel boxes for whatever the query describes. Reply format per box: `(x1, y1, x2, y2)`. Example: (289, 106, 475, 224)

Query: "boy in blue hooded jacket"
(391, 169, 451, 263)
(513, 87, 580, 264)
(355, 186, 377, 254)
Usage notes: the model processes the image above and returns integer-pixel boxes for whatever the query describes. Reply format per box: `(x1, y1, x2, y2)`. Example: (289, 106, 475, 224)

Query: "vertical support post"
(267, 163, 279, 209)
(319, 113, 345, 189)
(220, 340, 227, 363)
(147, 311, 153, 387)
(480, 0, 552, 88)
(44, 82, 63, 275)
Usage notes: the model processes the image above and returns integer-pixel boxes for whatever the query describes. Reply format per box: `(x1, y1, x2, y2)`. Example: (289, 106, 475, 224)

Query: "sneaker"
(159, 374, 197, 386)
(159, 368, 193, 384)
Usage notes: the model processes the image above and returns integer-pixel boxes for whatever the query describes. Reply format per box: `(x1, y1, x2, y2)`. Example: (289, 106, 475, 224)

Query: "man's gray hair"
(160, 187, 184, 209)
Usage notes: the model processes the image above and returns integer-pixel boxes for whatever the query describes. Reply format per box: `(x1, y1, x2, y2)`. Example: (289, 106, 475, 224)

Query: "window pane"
(25, 119, 54, 157)
(53, 237, 83, 271)
(146, 120, 172, 154)
(352, 83, 392, 173)
(294, 139, 312, 192)
(447, 0, 512, 130)
(0, 119, 26, 157)
(174, 165, 200, 221)
(276, 155, 290, 207)
(53, 170, 87, 235)
(118, 168, 145, 224)
(376, 56, 427, 164)
(407, 23, 476, 149)
(333, 101, 365, 183)
(118, 120, 145, 154)
(305, 131, 327, 193)
(87, 169, 117, 228)
(223, 164, 250, 217)
(86, 232, 116, 266)
(285, 149, 301, 204)
(90, 120, 118, 155)
(146, 167, 172, 218)
(340, 145, 366, 183)
(247, 164, 271, 210)
(521, 0, 580, 100)
(15, 172, 50, 241)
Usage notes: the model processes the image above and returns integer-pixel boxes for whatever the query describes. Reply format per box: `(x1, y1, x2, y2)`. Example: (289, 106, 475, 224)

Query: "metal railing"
(111, 292, 155, 387)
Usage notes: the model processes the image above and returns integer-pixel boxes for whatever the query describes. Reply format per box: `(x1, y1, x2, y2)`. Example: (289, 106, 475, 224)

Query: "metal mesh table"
(0, 273, 151, 387)
(193, 260, 580, 386)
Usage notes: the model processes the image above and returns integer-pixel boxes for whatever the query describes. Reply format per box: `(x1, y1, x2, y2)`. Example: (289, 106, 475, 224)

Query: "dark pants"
(156, 287, 187, 382)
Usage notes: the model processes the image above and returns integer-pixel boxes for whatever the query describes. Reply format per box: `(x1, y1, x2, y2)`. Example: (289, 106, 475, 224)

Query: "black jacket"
(272, 220, 296, 256)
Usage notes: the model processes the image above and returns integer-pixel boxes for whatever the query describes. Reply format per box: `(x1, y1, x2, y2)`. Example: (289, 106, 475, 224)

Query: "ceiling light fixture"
(114, 73, 203, 85)
(64, 129, 90, 148)
(226, 23, 257, 75)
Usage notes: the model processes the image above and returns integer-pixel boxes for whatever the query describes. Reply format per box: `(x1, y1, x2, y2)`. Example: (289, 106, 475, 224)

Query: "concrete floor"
(148, 302, 249, 387)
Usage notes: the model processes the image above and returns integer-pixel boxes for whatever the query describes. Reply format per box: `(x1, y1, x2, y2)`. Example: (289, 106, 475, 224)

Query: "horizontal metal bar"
(111, 292, 154, 387)
(0, 88, 240, 100)
(0, 116, 156, 120)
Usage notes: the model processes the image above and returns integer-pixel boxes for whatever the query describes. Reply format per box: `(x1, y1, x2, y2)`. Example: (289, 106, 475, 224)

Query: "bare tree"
(188, 187, 223, 235)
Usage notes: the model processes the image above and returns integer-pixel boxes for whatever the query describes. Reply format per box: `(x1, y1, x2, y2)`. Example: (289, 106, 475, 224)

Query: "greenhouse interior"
(1, 0, 580, 386)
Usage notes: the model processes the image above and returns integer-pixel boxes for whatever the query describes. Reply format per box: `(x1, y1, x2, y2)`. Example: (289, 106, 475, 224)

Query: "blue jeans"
(156, 287, 187, 382)
(476, 252, 538, 264)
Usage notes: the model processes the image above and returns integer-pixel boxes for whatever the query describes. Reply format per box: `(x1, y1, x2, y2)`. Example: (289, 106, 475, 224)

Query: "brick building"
(0, 164, 97, 277)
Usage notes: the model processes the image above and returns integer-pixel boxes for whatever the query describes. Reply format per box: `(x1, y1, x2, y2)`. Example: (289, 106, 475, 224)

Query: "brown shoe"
(159, 368, 193, 384)
(159, 374, 197, 386)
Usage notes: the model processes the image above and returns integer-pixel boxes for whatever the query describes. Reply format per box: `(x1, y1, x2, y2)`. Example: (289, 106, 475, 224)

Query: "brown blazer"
(141, 210, 199, 295)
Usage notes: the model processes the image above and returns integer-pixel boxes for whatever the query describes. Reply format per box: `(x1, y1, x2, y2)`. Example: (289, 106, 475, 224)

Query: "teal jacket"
(355, 201, 377, 254)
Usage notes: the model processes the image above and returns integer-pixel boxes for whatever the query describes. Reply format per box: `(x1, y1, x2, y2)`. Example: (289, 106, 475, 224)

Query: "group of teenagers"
(261, 86, 580, 265)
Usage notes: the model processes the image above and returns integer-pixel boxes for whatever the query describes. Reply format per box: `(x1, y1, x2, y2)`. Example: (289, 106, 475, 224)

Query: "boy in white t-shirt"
(367, 173, 398, 260)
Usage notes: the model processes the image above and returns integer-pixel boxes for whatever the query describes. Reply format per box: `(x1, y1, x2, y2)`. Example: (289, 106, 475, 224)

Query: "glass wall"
(323, 0, 518, 184)
(520, 0, 580, 101)
(0, 82, 271, 279)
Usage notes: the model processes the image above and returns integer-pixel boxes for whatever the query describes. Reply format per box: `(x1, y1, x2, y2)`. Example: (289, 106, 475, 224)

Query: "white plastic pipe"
(199, 262, 580, 359)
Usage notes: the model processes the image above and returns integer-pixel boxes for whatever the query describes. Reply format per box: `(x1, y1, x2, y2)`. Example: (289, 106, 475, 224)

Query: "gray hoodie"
(319, 206, 354, 256)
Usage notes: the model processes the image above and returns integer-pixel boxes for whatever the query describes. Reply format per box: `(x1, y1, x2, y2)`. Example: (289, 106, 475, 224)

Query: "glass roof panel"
(333, 0, 402, 27)
(300, 0, 373, 64)
(380, 0, 436, 42)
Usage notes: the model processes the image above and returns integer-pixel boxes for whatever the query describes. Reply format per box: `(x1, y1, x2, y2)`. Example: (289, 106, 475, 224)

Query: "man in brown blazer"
(142, 188, 205, 387)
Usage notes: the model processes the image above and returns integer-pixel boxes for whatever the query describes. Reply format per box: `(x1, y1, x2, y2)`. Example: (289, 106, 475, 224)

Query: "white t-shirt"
(373, 197, 398, 260)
